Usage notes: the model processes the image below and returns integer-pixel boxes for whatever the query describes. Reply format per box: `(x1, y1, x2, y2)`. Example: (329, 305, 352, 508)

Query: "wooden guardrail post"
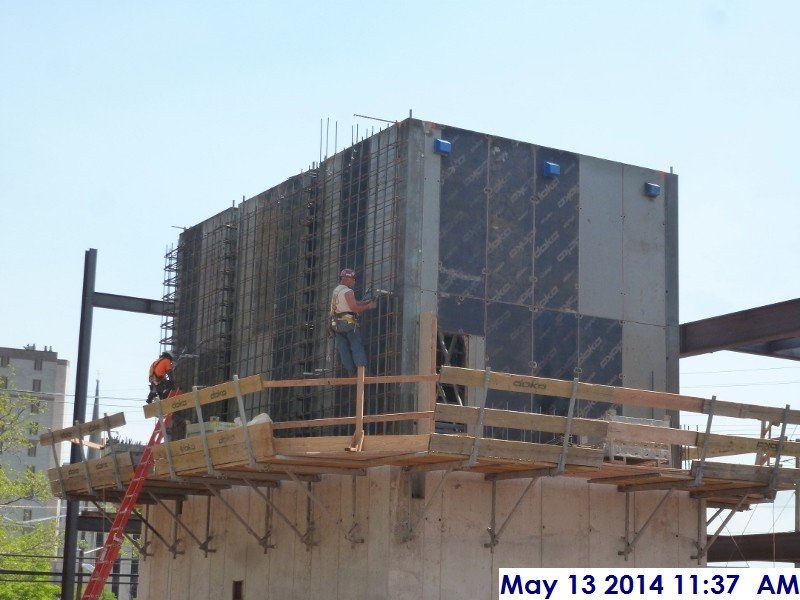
(347, 366, 366, 452)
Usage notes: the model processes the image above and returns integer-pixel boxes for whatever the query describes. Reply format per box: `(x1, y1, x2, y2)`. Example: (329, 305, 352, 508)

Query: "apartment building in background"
(0, 344, 68, 524)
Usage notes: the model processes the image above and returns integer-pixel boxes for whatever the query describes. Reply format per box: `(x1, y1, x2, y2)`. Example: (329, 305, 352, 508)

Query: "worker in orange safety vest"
(146, 350, 175, 404)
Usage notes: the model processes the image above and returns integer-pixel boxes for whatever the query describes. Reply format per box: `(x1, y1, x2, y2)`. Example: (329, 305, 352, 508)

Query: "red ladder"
(81, 395, 176, 600)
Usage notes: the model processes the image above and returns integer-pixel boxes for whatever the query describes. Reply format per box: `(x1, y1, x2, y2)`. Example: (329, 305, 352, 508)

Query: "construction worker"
(330, 268, 377, 375)
(146, 350, 175, 403)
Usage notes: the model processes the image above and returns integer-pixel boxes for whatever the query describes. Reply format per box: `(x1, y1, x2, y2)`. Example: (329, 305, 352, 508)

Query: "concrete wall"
(138, 468, 702, 600)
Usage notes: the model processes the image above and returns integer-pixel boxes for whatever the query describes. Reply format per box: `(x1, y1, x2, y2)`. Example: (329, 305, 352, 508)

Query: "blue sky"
(2, 2, 799, 551)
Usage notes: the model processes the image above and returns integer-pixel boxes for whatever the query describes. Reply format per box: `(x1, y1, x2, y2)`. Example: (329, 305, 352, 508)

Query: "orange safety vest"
(148, 357, 172, 383)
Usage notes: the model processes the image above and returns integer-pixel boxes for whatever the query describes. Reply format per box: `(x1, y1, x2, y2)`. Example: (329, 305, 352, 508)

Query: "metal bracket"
(468, 368, 490, 467)
(556, 376, 580, 475)
(765, 404, 791, 498)
(484, 475, 542, 551)
(619, 489, 675, 560)
(284, 469, 363, 545)
(245, 479, 304, 549)
(402, 468, 451, 542)
(692, 395, 716, 486)
(133, 507, 174, 557)
(692, 495, 748, 561)
(148, 492, 215, 556)
(155, 399, 179, 481)
(89, 500, 151, 557)
(192, 386, 216, 475)
(103, 413, 124, 490)
(205, 484, 274, 551)
(74, 421, 95, 496)
(232, 375, 258, 469)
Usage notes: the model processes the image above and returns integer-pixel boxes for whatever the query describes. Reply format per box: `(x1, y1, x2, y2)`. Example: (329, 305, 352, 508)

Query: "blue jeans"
(335, 324, 367, 375)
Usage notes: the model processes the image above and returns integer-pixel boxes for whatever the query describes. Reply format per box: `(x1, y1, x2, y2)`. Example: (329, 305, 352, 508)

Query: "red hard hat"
(339, 268, 356, 278)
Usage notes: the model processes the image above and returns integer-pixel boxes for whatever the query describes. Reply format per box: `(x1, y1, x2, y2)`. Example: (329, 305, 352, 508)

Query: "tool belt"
(331, 312, 357, 334)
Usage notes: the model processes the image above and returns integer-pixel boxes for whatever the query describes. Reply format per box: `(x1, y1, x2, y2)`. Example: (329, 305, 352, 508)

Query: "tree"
(0, 371, 60, 599)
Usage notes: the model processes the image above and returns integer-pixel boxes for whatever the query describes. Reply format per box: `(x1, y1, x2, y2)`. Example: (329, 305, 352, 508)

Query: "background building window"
(25, 465, 36, 475)
(0, 355, 8, 366)
(27, 444, 37, 457)
(22, 509, 32, 522)
(32, 379, 41, 392)
(0, 376, 7, 389)
(34, 358, 43, 370)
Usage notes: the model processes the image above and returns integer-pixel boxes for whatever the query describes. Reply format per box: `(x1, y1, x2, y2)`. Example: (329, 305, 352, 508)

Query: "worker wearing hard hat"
(146, 350, 175, 403)
(330, 269, 377, 375)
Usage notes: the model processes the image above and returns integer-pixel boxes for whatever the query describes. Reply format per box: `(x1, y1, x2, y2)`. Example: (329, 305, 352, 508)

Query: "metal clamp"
(192, 386, 215, 475)
(556, 376, 580, 475)
(468, 368, 490, 466)
(693, 395, 716, 487)
(155, 399, 178, 480)
(233, 375, 257, 469)
(74, 421, 95, 496)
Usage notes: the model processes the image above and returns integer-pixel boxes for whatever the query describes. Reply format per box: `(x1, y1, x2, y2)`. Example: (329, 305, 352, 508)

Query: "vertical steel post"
(62, 248, 96, 600)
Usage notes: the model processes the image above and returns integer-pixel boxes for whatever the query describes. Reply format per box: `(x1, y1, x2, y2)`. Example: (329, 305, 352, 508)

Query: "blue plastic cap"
(543, 161, 561, 177)
(434, 139, 452, 156)
(644, 182, 661, 198)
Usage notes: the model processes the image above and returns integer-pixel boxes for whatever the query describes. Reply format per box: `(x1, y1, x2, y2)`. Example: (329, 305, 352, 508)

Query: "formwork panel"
(622, 321, 668, 420)
(486, 302, 534, 435)
(578, 156, 624, 319)
(533, 309, 578, 421)
(438, 127, 487, 299)
(437, 295, 484, 336)
(533, 147, 579, 312)
(577, 315, 623, 418)
(622, 166, 667, 325)
(487, 137, 534, 305)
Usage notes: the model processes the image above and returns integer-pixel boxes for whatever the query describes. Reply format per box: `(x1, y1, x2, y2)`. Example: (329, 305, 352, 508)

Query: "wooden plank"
(273, 434, 430, 457)
(437, 403, 800, 461)
(48, 452, 134, 495)
(40, 412, 126, 445)
(429, 434, 603, 468)
(685, 434, 800, 460)
(417, 312, 437, 435)
(437, 403, 694, 447)
(270, 411, 433, 431)
(143, 374, 264, 418)
(691, 461, 800, 487)
(144, 373, 440, 418)
(439, 366, 800, 425)
(263, 373, 438, 388)
(151, 422, 274, 476)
